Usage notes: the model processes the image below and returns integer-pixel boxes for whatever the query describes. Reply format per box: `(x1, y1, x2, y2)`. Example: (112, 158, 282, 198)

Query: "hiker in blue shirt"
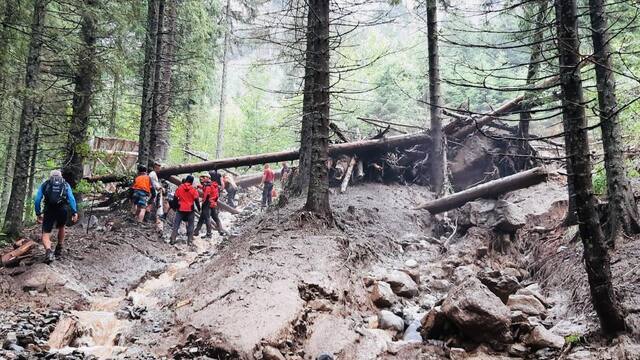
(34, 170, 78, 263)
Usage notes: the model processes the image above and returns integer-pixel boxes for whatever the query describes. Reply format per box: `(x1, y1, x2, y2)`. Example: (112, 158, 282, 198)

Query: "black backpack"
(44, 176, 67, 206)
(169, 193, 179, 210)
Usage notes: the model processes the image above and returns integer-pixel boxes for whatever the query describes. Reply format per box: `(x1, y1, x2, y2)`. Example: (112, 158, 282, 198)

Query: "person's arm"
(66, 184, 78, 214)
(193, 189, 201, 211)
(34, 183, 44, 216)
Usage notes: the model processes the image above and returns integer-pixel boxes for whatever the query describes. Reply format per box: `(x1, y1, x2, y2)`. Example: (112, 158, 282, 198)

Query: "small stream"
(48, 235, 213, 358)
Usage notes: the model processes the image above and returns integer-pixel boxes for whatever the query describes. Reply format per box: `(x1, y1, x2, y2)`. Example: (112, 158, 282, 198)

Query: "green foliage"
(592, 163, 607, 195)
(565, 333, 584, 345)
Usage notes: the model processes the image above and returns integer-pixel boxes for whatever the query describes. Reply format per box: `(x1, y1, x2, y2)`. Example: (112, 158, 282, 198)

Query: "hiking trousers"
(194, 206, 213, 236)
(171, 211, 195, 244)
(262, 182, 273, 207)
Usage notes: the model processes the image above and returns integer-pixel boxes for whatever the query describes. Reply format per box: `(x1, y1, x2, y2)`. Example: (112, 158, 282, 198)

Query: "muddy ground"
(1, 182, 640, 359)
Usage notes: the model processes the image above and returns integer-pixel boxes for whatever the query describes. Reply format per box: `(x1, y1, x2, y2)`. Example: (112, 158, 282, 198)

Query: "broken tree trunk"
(86, 132, 430, 183)
(417, 167, 548, 214)
(340, 157, 357, 193)
(1, 239, 36, 267)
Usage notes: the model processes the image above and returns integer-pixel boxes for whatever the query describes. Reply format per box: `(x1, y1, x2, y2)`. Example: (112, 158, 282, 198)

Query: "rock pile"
(0, 308, 63, 357)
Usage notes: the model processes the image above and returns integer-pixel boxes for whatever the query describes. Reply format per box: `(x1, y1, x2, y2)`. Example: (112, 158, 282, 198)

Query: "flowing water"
(48, 235, 213, 358)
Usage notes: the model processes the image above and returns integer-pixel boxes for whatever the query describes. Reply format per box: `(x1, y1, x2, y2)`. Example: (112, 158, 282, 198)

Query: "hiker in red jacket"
(261, 164, 275, 208)
(170, 175, 200, 246)
(195, 173, 228, 237)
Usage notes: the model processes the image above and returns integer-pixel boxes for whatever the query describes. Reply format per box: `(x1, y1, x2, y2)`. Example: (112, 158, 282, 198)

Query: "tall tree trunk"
(27, 128, 39, 205)
(0, 116, 18, 220)
(138, 0, 160, 167)
(149, 0, 176, 164)
(518, 0, 548, 138)
(183, 100, 193, 163)
(62, 0, 98, 190)
(554, 0, 626, 335)
(426, 0, 445, 197)
(588, 0, 640, 240)
(3, 0, 46, 237)
(304, 0, 331, 217)
(293, 2, 316, 197)
(215, 0, 231, 159)
(109, 70, 120, 135)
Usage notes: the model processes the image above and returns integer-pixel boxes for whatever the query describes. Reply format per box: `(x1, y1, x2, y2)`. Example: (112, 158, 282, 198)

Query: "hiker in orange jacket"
(131, 165, 156, 222)
(195, 173, 227, 237)
(170, 175, 200, 246)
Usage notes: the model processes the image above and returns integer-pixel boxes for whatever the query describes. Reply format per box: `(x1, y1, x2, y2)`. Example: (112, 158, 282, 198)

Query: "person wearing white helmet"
(34, 170, 78, 263)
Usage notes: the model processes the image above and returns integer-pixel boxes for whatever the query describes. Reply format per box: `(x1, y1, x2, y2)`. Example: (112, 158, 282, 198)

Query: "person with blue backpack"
(34, 170, 78, 263)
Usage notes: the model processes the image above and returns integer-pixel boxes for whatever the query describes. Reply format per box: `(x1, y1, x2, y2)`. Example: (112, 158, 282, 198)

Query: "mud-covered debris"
(262, 345, 285, 360)
(442, 277, 512, 344)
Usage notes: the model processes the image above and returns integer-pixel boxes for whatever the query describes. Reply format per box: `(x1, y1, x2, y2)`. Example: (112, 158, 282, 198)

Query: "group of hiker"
(31, 161, 287, 263)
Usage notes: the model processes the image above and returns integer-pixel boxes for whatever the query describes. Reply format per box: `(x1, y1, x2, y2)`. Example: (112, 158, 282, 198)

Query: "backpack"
(169, 193, 179, 210)
(44, 176, 67, 206)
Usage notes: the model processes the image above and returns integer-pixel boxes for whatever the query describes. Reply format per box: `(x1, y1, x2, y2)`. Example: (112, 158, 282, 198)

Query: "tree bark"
(417, 167, 548, 214)
(3, 0, 46, 237)
(62, 0, 98, 190)
(292, 2, 317, 197)
(426, 0, 445, 197)
(0, 116, 17, 220)
(588, 0, 640, 240)
(86, 133, 430, 183)
(555, 0, 626, 335)
(304, 0, 331, 217)
(149, 0, 176, 165)
(27, 128, 39, 204)
(215, 0, 231, 159)
(138, 0, 160, 167)
(109, 70, 120, 135)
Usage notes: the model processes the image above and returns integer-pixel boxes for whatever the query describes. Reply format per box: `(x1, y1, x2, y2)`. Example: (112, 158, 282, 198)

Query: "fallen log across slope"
(85, 133, 430, 183)
(417, 167, 549, 214)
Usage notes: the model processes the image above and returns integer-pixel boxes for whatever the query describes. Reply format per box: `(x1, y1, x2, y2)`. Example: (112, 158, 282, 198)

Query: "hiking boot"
(54, 245, 63, 258)
(44, 249, 55, 264)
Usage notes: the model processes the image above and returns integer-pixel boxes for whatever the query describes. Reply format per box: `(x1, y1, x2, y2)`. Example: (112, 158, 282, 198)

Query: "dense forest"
(1, 0, 640, 358)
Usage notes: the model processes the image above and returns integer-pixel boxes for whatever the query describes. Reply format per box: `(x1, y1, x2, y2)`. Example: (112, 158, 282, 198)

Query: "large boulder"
(420, 306, 448, 340)
(477, 270, 521, 303)
(382, 270, 419, 298)
(507, 295, 548, 318)
(442, 278, 512, 343)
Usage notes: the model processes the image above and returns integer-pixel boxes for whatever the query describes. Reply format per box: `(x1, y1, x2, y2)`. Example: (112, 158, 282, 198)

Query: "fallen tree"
(86, 132, 430, 183)
(417, 167, 549, 214)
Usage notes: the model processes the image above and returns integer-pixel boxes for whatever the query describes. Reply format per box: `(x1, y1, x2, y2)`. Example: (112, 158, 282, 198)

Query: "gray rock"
(507, 294, 548, 318)
(404, 259, 418, 268)
(525, 325, 565, 349)
(377, 310, 405, 333)
(516, 284, 551, 308)
(477, 270, 521, 303)
(316, 352, 334, 360)
(508, 343, 529, 357)
(442, 277, 512, 343)
(382, 270, 419, 298)
(2, 332, 17, 350)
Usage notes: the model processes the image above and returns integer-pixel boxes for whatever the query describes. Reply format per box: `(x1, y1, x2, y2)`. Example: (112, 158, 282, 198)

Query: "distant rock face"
(382, 270, 419, 298)
(524, 325, 565, 349)
(442, 278, 512, 343)
(370, 282, 396, 308)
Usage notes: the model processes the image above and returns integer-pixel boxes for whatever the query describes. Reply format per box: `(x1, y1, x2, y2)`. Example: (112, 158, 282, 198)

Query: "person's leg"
(194, 207, 205, 235)
(41, 211, 55, 262)
(54, 227, 66, 256)
(186, 212, 195, 245)
(136, 204, 146, 222)
(170, 212, 183, 244)
(266, 183, 273, 206)
(262, 186, 268, 207)
(210, 207, 226, 235)
(42, 232, 52, 251)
